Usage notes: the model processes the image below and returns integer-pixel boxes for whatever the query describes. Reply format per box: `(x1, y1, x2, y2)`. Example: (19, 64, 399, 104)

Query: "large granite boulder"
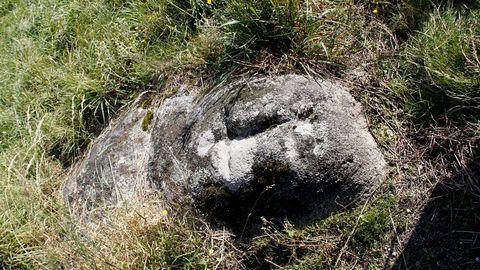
(64, 75, 387, 234)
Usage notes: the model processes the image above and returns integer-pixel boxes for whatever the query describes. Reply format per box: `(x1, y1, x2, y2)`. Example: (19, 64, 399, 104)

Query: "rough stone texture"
(64, 75, 387, 233)
(63, 94, 155, 217)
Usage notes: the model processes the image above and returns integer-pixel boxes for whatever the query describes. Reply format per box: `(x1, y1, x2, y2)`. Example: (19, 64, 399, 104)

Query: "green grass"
(243, 188, 398, 269)
(0, 0, 220, 267)
(1, 0, 479, 268)
(0, 0, 155, 162)
(387, 5, 480, 129)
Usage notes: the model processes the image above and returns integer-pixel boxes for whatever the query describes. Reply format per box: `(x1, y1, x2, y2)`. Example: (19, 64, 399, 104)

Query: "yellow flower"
(207, 0, 212, 4)
(373, 8, 379, 14)
(162, 209, 168, 216)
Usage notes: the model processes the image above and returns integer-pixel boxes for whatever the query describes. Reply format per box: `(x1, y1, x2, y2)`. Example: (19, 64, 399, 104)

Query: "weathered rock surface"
(64, 75, 387, 233)
(63, 94, 155, 217)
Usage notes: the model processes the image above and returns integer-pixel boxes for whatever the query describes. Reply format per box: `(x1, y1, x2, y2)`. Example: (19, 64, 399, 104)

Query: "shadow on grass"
(394, 152, 480, 270)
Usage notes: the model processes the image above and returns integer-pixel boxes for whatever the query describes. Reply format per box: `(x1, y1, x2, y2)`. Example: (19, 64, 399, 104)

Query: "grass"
(241, 185, 398, 269)
(388, 7, 480, 127)
(0, 0, 216, 267)
(1, 0, 479, 269)
(73, 202, 242, 269)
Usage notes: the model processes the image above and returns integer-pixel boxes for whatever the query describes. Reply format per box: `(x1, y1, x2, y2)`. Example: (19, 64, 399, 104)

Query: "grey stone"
(63, 75, 387, 233)
(63, 93, 156, 217)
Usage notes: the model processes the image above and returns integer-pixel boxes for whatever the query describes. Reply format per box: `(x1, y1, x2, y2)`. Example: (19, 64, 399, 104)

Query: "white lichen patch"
(211, 141, 230, 181)
(210, 137, 257, 190)
(197, 130, 215, 157)
(313, 144, 328, 157)
(312, 123, 330, 157)
(284, 135, 298, 161)
(294, 122, 314, 136)
(229, 138, 257, 182)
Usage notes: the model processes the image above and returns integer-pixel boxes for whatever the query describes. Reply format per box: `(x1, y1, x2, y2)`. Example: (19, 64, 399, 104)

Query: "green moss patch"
(141, 110, 154, 131)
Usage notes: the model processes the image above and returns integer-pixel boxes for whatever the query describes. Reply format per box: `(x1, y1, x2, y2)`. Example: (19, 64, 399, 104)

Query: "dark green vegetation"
(1, 0, 479, 268)
(391, 8, 480, 125)
(142, 110, 154, 131)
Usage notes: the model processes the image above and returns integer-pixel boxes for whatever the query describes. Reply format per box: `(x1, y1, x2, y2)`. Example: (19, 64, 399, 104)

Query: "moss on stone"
(195, 185, 236, 228)
(165, 87, 179, 99)
(141, 96, 153, 109)
(251, 159, 291, 186)
(141, 110, 154, 131)
(196, 185, 232, 210)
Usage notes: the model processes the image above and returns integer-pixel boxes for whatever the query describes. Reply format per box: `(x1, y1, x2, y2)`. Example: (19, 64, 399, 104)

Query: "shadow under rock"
(393, 150, 480, 270)
(195, 159, 363, 241)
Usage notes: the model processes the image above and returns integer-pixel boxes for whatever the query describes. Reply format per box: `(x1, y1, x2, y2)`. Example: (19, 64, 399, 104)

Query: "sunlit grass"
(1, 0, 479, 268)
(386, 7, 480, 130)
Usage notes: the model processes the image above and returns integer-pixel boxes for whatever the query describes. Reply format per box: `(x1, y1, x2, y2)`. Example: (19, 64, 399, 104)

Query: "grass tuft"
(387, 7, 480, 128)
